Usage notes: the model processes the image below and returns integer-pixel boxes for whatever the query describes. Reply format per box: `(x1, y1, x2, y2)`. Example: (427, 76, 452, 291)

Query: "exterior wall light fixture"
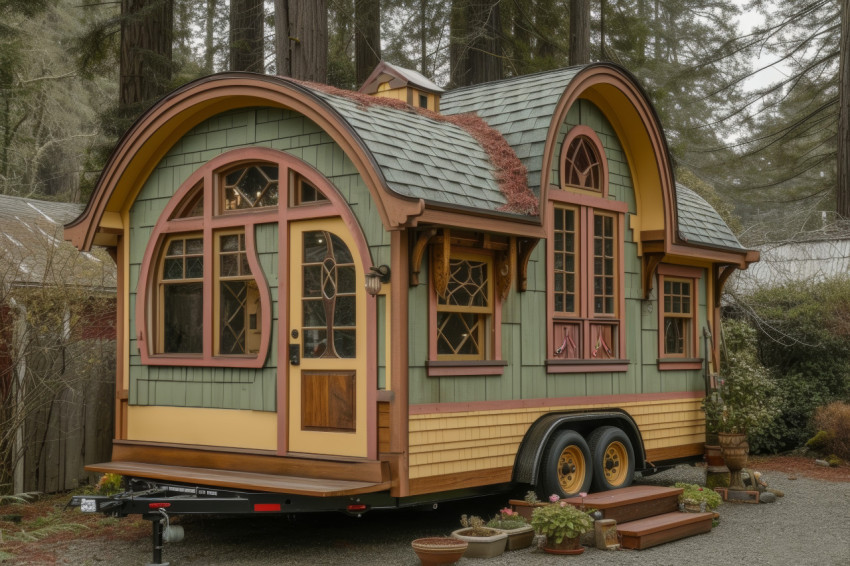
(365, 265, 391, 296)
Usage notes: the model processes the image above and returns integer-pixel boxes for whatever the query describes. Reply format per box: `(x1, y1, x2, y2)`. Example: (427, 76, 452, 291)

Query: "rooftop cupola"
(358, 61, 444, 112)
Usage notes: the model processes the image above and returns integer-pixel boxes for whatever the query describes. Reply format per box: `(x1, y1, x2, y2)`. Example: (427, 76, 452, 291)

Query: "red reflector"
(254, 503, 281, 512)
(347, 504, 367, 512)
(148, 503, 171, 509)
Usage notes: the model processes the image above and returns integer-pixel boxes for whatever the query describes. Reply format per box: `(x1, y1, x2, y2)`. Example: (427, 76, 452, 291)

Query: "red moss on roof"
(294, 79, 539, 216)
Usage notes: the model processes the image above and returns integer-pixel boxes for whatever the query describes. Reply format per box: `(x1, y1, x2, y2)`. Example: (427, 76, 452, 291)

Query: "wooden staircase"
(564, 485, 714, 550)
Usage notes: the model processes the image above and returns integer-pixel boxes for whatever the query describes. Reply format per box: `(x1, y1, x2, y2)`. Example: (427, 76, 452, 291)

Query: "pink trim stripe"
(409, 390, 704, 415)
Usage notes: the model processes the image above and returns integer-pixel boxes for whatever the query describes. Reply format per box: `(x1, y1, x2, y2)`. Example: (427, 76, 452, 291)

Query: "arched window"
(559, 125, 609, 197)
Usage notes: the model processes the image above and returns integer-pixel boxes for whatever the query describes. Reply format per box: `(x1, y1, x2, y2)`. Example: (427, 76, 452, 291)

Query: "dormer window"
(419, 93, 428, 109)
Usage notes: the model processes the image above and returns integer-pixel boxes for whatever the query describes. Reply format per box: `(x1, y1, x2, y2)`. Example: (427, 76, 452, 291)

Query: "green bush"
(729, 278, 850, 452)
(812, 401, 850, 460)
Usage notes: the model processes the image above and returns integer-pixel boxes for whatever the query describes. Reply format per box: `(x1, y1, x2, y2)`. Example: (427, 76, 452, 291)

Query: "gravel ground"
(35, 465, 850, 565)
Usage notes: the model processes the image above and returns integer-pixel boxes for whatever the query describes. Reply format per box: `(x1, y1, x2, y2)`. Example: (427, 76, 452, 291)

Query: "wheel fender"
(511, 410, 645, 486)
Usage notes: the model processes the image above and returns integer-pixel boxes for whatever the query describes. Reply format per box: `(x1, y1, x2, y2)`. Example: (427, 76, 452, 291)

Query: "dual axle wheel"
(538, 426, 635, 498)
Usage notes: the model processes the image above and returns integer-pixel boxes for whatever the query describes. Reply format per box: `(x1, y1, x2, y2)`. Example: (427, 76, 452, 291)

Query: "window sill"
(657, 358, 703, 371)
(426, 360, 507, 377)
(546, 359, 630, 373)
(142, 353, 264, 369)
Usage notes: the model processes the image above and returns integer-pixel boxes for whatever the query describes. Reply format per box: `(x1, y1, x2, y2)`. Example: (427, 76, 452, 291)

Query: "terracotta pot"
(543, 535, 585, 555)
(508, 499, 547, 521)
(451, 528, 508, 559)
(411, 537, 468, 566)
(704, 444, 725, 467)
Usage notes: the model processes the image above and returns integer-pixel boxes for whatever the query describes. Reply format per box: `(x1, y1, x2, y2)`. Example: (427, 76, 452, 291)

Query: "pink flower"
(549, 494, 560, 503)
(579, 492, 587, 498)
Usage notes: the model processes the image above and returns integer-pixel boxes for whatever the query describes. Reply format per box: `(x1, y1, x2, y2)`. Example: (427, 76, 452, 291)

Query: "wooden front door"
(287, 218, 369, 457)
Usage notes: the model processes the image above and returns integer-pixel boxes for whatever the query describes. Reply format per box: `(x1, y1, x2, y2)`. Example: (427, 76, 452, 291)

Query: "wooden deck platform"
(86, 460, 392, 497)
(564, 485, 681, 523)
(617, 511, 714, 549)
(566, 485, 714, 550)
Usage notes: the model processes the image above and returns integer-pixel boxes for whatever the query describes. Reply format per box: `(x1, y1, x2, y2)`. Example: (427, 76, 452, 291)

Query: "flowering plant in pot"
(486, 508, 534, 550)
(675, 482, 721, 513)
(451, 515, 507, 558)
(530, 495, 595, 555)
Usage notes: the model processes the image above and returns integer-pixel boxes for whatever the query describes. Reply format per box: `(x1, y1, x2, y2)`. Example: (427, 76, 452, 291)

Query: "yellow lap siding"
(408, 398, 704, 480)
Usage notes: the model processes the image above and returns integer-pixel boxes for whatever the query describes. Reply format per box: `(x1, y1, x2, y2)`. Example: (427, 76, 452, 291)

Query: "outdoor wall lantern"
(365, 265, 391, 296)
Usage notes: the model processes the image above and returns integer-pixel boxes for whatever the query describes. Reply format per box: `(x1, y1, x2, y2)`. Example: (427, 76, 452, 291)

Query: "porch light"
(365, 265, 391, 296)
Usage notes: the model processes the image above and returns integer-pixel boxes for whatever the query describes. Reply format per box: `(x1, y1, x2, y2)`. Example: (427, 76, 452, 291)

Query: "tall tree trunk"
(274, 0, 290, 76)
(276, 0, 327, 82)
(204, 0, 217, 73)
(839, 0, 850, 217)
(600, 0, 606, 60)
(355, 0, 381, 86)
(119, 0, 173, 109)
(420, 0, 428, 75)
(451, 0, 501, 87)
(230, 0, 265, 72)
(569, 0, 590, 65)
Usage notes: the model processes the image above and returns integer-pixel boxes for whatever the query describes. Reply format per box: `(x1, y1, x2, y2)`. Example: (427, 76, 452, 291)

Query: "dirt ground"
(1, 454, 848, 565)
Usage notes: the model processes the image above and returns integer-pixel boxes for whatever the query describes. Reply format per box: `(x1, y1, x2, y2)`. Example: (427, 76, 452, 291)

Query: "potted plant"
(411, 537, 468, 566)
(451, 514, 508, 558)
(486, 508, 534, 550)
(702, 319, 778, 489)
(675, 482, 722, 513)
(530, 496, 595, 555)
(508, 490, 547, 521)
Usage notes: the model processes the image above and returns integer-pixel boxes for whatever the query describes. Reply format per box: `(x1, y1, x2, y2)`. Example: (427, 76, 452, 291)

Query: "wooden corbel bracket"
(714, 264, 738, 308)
(517, 238, 540, 292)
(409, 228, 438, 286)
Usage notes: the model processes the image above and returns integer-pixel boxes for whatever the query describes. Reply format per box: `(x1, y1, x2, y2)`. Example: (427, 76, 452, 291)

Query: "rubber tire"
(538, 430, 593, 498)
(588, 426, 635, 491)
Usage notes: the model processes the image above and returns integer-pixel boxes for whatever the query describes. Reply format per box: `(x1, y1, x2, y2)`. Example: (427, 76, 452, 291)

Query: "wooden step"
(617, 511, 714, 550)
(564, 485, 681, 523)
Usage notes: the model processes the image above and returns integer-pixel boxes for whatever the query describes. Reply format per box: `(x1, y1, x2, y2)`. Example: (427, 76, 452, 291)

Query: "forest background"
(1, 0, 848, 242)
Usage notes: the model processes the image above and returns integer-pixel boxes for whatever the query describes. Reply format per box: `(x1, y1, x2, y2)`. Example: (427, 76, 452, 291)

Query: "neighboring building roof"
(359, 61, 445, 95)
(441, 67, 583, 197)
(732, 238, 850, 294)
(0, 194, 115, 290)
(675, 184, 745, 251)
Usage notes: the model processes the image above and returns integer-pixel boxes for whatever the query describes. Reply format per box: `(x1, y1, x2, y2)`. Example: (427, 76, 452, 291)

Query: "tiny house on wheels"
(66, 63, 756, 532)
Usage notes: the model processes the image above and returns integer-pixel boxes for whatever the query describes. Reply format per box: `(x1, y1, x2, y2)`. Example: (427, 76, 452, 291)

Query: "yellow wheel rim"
(602, 441, 629, 486)
(556, 445, 586, 494)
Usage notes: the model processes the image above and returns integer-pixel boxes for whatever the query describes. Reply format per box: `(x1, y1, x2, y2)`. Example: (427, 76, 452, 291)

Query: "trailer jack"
(146, 508, 184, 566)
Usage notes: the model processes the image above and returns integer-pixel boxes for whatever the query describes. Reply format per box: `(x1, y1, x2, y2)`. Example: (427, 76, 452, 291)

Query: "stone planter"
(718, 432, 749, 489)
(451, 528, 508, 558)
(411, 537, 468, 566)
(493, 524, 535, 550)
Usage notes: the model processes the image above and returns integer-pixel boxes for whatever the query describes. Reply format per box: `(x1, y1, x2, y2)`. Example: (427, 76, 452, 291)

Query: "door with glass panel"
(287, 218, 367, 457)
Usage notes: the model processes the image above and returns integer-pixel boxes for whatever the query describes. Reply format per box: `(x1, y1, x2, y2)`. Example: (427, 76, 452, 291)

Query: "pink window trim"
(656, 263, 703, 366)
(558, 125, 610, 198)
(427, 247, 503, 373)
(135, 147, 367, 369)
(545, 202, 626, 369)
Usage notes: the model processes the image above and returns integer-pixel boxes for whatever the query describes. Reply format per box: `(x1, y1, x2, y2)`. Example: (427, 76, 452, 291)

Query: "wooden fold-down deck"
(86, 441, 393, 498)
(86, 461, 391, 497)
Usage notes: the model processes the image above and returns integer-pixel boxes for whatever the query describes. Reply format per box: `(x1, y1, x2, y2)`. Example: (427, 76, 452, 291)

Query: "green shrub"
(806, 430, 832, 452)
(812, 401, 850, 460)
(728, 278, 850, 452)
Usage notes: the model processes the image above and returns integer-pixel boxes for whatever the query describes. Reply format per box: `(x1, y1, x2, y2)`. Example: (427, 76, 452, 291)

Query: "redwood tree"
(355, 0, 381, 86)
(230, 0, 264, 72)
(119, 0, 173, 108)
(839, 0, 850, 217)
(274, 0, 328, 82)
(569, 0, 590, 65)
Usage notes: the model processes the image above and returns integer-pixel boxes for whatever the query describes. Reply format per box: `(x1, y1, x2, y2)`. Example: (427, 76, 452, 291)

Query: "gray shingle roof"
(675, 184, 744, 250)
(441, 67, 584, 197)
(314, 91, 508, 212)
(301, 68, 744, 252)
